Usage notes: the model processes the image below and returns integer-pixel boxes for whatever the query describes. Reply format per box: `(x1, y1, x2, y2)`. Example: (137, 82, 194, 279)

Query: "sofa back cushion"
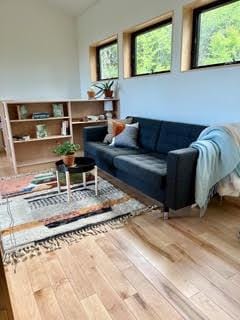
(132, 117, 162, 152)
(156, 121, 206, 154)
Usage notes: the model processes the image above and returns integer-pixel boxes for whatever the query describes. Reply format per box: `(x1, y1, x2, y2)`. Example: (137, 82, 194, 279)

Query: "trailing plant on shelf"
(53, 141, 80, 167)
(93, 80, 115, 99)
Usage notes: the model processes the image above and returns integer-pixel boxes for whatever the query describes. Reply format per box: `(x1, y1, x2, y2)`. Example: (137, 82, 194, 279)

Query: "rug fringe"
(3, 205, 160, 266)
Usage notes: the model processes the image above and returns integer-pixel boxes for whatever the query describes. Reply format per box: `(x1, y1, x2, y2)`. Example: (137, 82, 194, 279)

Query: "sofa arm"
(166, 147, 198, 210)
(83, 125, 107, 143)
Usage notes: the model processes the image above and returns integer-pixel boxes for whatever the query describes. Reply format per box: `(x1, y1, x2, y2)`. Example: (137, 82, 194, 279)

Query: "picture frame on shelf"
(17, 105, 28, 120)
(36, 124, 48, 138)
(52, 104, 64, 117)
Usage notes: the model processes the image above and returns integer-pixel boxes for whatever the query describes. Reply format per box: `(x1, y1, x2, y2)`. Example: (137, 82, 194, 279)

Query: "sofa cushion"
(133, 117, 162, 152)
(85, 142, 146, 166)
(156, 121, 206, 154)
(114, 154, 167, 188)
(112, 123, 139, 149)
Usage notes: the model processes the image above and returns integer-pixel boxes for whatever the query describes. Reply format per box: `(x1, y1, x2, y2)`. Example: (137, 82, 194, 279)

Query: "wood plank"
(117, 220, 200, 298)
(108, 232, 206, 320)
(0, 310, 9, 320)
(41, 251, 89, 320)
(191, 292, 233, 320)
(5, 263, 41, 320)
(136, 215, 240, 305)
(0, 253, 13, 320)
(56, 247, 95, 300)
(84, 238, 137, 300)
(81, 294, 112, 320)
(24, 256, 51, 293)
(167, 219, 240, 273)
(69, 241, 137, 320)
(158, 220, 238, 279)
(96, 236, 133, 272)
(34, 287, 65, 320)
(97, 237, 184, 320)
(203, 286, 240, 320)
(125, 293, 161, 320)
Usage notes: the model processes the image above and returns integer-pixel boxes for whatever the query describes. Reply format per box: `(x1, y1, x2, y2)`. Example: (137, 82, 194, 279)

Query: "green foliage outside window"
(97, 1, 240, 77)
(197, 0, 240, 66)
(99, 42, 118, 80)
(134, 23, 172, 75)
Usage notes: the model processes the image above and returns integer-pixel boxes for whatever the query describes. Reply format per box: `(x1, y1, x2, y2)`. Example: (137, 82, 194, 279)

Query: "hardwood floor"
(0, 152, 14, 178)
(1, 152, 240, 319)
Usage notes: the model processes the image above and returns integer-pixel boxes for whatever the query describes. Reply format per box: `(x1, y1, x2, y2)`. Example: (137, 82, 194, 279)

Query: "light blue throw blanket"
(191, 125, 240, 210)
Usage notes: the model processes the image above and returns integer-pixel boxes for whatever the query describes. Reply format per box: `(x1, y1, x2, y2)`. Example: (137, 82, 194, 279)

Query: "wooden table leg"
(66, 171, 71, 202)
(94, 166, 98, 196)
(56, 171, 61, 193)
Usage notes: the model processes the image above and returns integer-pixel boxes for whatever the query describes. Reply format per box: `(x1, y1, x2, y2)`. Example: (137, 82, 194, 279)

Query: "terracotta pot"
(62, 154, 75, 167)
(87, 91, 96, 99)
(104, 90, 113, 98)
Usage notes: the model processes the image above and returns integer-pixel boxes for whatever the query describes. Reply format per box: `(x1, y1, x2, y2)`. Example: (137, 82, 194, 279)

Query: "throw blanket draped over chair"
(191, 124, 240, 214)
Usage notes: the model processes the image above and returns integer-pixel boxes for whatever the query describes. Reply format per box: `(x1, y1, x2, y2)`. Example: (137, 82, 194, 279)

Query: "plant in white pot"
(53, 141, 80, 167)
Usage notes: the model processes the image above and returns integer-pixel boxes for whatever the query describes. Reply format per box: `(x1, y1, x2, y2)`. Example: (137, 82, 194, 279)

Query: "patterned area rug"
(0, 172, 155, 264)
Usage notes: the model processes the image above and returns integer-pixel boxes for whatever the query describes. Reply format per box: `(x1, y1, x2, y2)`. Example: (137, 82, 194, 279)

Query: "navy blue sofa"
(84, 117, 206, 213)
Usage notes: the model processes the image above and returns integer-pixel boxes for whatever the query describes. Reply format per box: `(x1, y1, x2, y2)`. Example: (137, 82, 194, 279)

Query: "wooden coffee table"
(55, 157, 98, 202)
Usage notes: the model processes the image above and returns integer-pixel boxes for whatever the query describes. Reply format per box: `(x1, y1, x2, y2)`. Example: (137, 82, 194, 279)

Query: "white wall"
(0, 0, 80, 100)
(77, 0, 240, 125)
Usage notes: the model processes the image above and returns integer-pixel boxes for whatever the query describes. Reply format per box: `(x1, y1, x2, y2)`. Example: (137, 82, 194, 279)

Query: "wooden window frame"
(96, 39, 119, 81)
(130, 18, 173, 77)
(191, 0, 240, 69)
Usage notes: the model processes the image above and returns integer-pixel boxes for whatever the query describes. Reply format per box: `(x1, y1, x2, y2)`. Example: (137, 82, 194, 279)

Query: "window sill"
(124, 70, 171, 80)
(93, 77, 119, 84)
(181, 62, 240, 73)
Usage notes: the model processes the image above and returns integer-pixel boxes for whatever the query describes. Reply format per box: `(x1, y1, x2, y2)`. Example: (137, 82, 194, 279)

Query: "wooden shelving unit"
(13, 135, 72, 144)
(0, 99, 119, 174)
(10, 117, 70, 123)
(72, 120, 107, 125)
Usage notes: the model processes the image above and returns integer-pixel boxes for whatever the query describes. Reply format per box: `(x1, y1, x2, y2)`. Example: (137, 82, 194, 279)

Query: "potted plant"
(53, 141, 80, 167)
(93, 80, 115, 99)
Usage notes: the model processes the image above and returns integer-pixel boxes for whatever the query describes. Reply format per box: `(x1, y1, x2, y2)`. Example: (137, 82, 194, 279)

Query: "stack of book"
(32, 112, 50, 119)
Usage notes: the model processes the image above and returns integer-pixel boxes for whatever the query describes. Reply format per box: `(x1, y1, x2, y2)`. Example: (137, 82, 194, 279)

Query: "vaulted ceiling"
(45, 0, 99, 16)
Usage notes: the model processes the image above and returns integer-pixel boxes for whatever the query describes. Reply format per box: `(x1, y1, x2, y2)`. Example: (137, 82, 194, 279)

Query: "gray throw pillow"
(113, 125, 139, 149)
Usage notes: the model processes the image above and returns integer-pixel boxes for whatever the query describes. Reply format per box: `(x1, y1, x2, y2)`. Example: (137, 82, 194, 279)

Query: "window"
(192, 0, 240, 68)
(131, 19, 173, 76)
(96, 40, 119, 81)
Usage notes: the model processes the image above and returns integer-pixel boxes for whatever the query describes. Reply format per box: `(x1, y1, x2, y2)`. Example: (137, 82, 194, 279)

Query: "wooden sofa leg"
(162, 206, 169, 220)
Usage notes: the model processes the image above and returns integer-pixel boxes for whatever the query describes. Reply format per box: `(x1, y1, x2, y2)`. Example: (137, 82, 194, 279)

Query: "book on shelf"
(32, 112, 50, 119)
(61, 120, 69, 136)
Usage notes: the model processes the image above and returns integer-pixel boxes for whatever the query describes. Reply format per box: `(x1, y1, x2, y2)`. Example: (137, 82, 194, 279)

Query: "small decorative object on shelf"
(87, 87, 96, 99)
(22, 135, 30, 141)
(99, 114, 105, 120)
(13, 135, 25, 141)
(17, 105, 28, 119)
(104, 100, 113, 119)
(87, 115, 99, 122)
(52, 104, 64, 117)
(36, 124, 48, 138)
(32, 112, 50, 119)
(93, 80, 115, 99)
(61, 120, 69, 136)
(53, 141, 80, 167)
